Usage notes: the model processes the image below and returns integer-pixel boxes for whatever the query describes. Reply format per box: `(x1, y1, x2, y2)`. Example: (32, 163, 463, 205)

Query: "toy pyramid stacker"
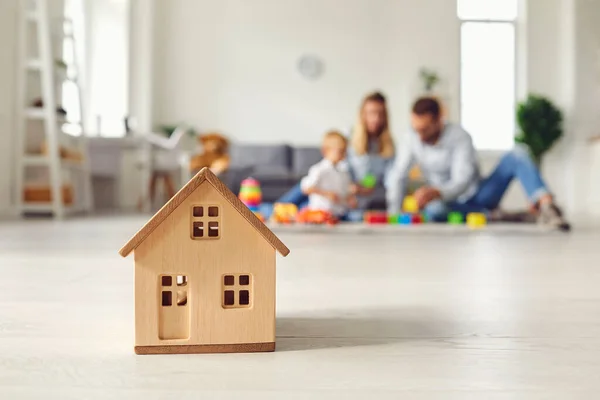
(119, 168, 290, 355)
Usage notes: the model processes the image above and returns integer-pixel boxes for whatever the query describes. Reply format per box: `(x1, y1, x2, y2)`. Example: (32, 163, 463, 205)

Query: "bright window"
(457, 0, 518, 21)
(459, 0, 517, 150)
(62, 0, 129, 137)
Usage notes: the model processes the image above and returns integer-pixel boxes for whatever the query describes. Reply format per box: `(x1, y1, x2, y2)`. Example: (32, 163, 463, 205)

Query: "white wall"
(151, 0, 460, 144)
(571, 0, 600, 216)
(525, 0, 600, 215)
(0, 0, 18, 215)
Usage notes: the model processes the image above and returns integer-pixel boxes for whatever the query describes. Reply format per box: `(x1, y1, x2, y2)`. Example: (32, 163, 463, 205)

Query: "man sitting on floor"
(385, 97, 570, 231)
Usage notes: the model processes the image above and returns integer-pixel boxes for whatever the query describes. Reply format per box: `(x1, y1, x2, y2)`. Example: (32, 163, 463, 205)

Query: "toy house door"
(158, 274, 190, 340)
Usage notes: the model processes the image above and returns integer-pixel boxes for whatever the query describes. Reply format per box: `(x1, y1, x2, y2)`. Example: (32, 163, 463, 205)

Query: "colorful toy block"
(364, 211, 387, 224)
(466, 212, 486, 228)
(296, 209, 338, 225)
(411, 214, 423, 224)
(238, 192, 262, 204)
(388, 214, 400, 224)
(402, 195, 419, 214)
(447, 211, 464, 225)
(239, 186, 262, 195)
(239, 177, 263, 211)
(271, 203, 298, 224)
(398, 213, 412, 225)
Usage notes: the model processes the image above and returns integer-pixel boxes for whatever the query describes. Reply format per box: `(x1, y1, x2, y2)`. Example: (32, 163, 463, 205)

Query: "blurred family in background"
(278, 92, 570, 231)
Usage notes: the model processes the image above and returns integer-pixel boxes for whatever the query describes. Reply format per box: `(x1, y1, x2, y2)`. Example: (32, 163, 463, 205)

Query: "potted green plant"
(515, 94, 564, 165)
(158, 124, 196, 138)
(419, 68, 440, 93)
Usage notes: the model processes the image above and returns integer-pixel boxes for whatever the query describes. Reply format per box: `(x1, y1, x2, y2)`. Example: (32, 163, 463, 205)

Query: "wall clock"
(297, 55, 324, 80)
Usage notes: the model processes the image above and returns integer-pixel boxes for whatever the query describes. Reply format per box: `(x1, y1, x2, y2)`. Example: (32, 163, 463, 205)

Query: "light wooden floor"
(0, 217, 599, 399)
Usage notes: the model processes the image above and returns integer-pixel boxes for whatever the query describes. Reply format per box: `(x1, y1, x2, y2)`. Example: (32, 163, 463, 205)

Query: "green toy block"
(448, 211, 464, 224)
(388, 214, 400, 224)
(361, 174, 377, 189)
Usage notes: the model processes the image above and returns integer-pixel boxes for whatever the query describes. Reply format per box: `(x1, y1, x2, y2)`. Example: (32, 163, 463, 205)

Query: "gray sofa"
(220, 143, 387, 209)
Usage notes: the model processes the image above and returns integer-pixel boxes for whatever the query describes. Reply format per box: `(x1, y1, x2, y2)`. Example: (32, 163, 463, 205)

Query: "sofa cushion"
(250, 167, 299, 187)
(229, 143, 292, 171)
(260, 185, 298, 203)
(292, 146, 322, 177)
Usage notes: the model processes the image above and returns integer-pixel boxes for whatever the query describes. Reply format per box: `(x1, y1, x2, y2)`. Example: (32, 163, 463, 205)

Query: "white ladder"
(15, 0, 93, 218)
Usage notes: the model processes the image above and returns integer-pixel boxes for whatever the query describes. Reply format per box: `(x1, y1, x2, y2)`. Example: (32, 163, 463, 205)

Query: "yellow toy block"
(466, 212, 487, 228)
(402, 195, 419, 214)
(272, 203, 298, 223)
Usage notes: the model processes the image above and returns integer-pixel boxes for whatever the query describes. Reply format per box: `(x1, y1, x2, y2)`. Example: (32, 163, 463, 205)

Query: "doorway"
(158, 274, 190, 340)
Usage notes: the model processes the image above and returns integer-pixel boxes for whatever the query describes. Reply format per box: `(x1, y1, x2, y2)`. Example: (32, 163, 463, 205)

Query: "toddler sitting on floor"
(300, 131, 358, 219)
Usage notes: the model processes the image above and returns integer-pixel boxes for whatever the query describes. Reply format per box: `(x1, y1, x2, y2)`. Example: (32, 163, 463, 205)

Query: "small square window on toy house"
(193, 206, 203, 217)
(239, 275, 250, 285)
(239, 290, 250, 306)
(162, 291, 172, 306)
(208, 221, 219, 237)
(177, 275, 187, 286)
(224, 290, 235, 306)
(192, 222, 204, 238)
(176, 290, 188, 306)
(224, 275, 235, 286)
(208, 206, 219, 217)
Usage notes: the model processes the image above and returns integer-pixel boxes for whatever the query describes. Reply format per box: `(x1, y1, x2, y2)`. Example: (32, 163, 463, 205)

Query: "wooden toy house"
(119, 168, 290, 355)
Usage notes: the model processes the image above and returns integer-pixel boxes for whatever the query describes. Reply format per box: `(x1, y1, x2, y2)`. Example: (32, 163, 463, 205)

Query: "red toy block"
(364, 211, 387, 224)
(411, 214, 423, 224)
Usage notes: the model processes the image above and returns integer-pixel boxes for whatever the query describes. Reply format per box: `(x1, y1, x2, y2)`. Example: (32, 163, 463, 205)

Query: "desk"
(88, 135, 193, 211)
(88, 136, 148, 211)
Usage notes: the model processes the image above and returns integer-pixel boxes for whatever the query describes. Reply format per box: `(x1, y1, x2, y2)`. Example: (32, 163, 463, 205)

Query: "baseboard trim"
(135, 342, 276, 355)
(0, 207, 18, 219)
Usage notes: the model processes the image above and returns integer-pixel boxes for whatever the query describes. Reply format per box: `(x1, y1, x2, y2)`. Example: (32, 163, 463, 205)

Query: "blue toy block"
(399, 213, 412, 225)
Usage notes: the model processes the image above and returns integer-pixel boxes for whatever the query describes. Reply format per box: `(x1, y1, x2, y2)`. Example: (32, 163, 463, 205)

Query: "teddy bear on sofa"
(189, 133, 230, 175)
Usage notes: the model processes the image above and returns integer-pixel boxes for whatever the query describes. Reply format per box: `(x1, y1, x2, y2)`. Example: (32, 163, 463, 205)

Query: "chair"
(138, 126, 188, 211)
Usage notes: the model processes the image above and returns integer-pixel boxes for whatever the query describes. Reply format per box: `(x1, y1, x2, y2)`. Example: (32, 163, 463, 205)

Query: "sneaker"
(489, 209, 537, 223)
(537, 203, 571, 232)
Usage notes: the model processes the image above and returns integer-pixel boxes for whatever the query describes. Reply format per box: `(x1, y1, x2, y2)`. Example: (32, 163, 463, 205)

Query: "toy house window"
(191, 205, 221, 239)
(222, 274, 252, 308)
(161, 275, 188, 306)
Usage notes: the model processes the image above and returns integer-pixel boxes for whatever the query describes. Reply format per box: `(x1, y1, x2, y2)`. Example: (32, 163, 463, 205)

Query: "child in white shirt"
(300, 131, 358, 217)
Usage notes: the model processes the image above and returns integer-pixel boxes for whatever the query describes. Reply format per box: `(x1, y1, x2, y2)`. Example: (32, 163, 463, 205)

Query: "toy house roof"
(119, 168, 290, 258)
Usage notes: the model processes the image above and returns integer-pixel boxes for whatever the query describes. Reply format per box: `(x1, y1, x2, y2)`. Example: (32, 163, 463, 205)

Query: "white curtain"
(63, 0, 130, 137)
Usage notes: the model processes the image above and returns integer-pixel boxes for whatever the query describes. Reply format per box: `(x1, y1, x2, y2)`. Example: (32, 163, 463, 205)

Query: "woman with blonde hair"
(277, 91, 397, 210)
(346, 91, 395, 188)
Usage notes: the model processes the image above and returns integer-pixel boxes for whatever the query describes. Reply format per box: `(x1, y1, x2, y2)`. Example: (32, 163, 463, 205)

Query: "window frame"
(458, 4, 519, 151)
(190, 205, 221, 240)
(221, 274, 253, 309)
(160, 274, 188, 307)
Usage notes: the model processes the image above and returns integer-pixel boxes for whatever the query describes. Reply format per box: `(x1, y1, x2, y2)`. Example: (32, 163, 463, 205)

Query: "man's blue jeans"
(277, 183, 309, 209)
(424, 147, 550, 222)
